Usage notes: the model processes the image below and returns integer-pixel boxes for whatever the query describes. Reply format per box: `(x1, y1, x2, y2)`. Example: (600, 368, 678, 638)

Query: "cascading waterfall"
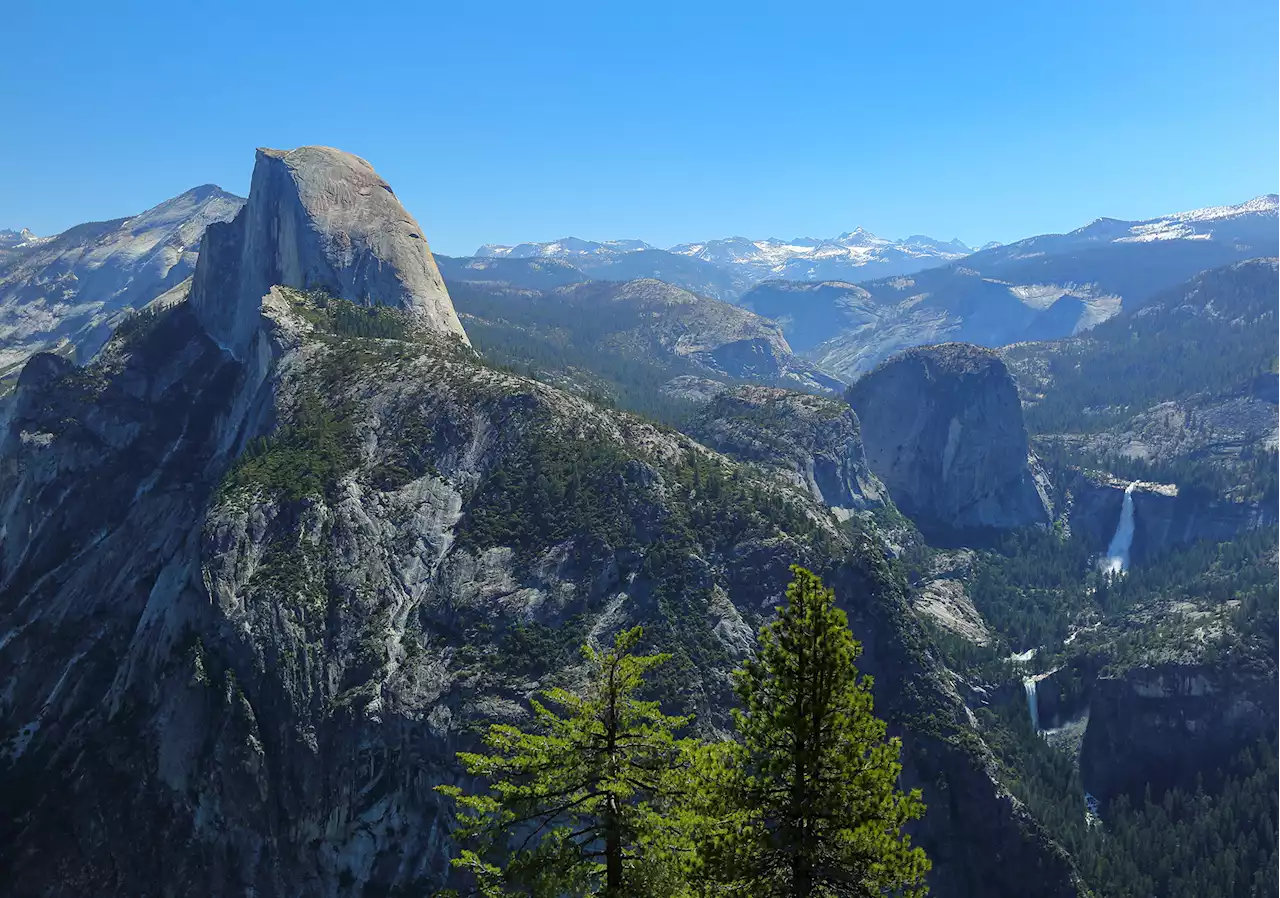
(1100, 481, 1139, 574)
(1024, 677, 1040, 733)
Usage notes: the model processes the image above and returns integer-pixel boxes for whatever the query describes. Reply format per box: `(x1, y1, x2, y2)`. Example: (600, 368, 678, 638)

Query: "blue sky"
(4, 0, 1277, 255)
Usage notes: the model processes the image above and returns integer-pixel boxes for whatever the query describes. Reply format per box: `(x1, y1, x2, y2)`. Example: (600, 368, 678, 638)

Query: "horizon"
(5, 183, 1276, 258)
(5, 0, 1278, 256)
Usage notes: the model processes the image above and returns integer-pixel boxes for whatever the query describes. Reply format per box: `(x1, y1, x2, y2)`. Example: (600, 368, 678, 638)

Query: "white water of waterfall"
(1024, 677, 1040, 733)
(1100, 481, 1139, 574)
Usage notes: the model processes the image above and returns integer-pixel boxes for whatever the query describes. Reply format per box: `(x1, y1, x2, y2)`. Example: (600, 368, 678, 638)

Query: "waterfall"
(1023, 677, 1040, 733)
(1100, 481, 1139, 574)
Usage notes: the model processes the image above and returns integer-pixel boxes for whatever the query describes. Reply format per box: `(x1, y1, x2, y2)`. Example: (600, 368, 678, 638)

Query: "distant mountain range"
(740, 195, 1280, 380)
(4, 192, 1274, 389)
(476, 228, 974, 287)
(669, 231, 973, 283)
(0, 228, 38, 250)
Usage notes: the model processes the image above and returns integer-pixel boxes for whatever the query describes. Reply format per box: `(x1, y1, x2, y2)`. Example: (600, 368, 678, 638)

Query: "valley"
(0, 143, 1274, 898)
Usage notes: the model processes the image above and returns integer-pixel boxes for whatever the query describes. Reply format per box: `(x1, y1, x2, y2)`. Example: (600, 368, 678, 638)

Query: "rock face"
(0, 150, 1083, 898)
(0, 185, 244, 376)
(191, 146, 468, 359)
(1081, 661, 1278, 803)
(0, 295, 1080, 898)
(847, 343, 1051, 536)
(685, 385, 885, 513)
(1067, 473, 1274, 562)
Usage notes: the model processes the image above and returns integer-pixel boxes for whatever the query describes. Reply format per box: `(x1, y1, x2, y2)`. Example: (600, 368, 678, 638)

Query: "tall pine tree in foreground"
(436, 627, 696, 897)
(693, 565, 931, 898)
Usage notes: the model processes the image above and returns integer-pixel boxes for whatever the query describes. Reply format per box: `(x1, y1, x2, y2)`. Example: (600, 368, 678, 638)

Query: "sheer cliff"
(0, 147, 1081, 898)
(847, 343, 1051, 537)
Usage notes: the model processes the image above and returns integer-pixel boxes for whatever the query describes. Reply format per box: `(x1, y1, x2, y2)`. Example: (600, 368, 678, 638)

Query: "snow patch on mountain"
(474, 228, 975, 287)
(476, 237, 655, 259)
(670, 229, 973, 284)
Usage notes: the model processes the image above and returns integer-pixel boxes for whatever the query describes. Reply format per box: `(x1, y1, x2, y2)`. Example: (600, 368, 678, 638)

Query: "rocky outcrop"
(190, 146, 468, 360)
(0, 150, 1083, 898)
(685, 385, 885, 513)
(0, 185, 244, 377)
(1081, 661, 1278, 803)
(913, 578, 990, 645)
(1067, 472, 1274, 562)
(0, 295, 1081, 898)
(846, 343, 1051, 537)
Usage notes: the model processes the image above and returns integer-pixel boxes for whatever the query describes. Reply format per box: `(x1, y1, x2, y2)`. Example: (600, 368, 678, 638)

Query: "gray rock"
(0, 185, 244, 377)
(0, 150, 1083, 898)
(1066, 472, 1274, 562)
(1081, 660, 1277, 802)
(847, 343, 1051, 535)
(191, 146, 468, 359)
(686, 384, 885, 513)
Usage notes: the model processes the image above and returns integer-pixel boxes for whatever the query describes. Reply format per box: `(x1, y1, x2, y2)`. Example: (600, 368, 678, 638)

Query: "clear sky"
(4, 0, 1277, 255)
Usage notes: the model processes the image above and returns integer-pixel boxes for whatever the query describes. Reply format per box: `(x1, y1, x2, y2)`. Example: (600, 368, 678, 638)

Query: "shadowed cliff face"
(0, 150, 1084, 898)
(1081, 662, 1279, 804)
(847, 343, 1051, 539)
(1067, 473, 1276, 564)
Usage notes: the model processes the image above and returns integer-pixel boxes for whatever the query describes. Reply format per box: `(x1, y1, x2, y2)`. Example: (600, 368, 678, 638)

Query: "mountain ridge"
(0, 184, 245, 378)
(0, 145, 1085, 898)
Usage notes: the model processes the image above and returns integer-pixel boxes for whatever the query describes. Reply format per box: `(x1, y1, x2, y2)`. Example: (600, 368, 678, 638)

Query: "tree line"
(436, 566, 931, 897)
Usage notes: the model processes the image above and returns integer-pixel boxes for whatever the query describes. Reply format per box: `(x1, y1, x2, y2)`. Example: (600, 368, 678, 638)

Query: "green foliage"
(111, 304, 174, 347)
(458, 426, 637, 555)
(460, 314, 703, 428)
(965, 526, 1094, 654)
(448, 280, 789, 428)
(1012, 260, 1278, 436)
(498, 619, 591, 678)
(975, 702, 1093, 850)
(219, 324, 390, 502)
(289, 288, 417, 341)
(1037, 440, 1279, 507)
(690, 566, 931, 898)
(980, 703, 1278, 898)
(437, 627, 698, 897)
(438, 571, 933, 898)
(1081, 736, 1278, 898)
(221, 385, 359, 502)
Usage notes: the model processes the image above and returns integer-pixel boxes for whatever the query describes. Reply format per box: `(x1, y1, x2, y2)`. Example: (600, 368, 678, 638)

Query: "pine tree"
(437, 626, 697, 897)
(693, 565, 931, 898)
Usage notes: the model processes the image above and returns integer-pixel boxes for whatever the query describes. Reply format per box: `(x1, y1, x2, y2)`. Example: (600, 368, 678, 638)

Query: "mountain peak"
(474, 236, 653, 259)
(0, 227, 37, 248)
(191, 145, 468, 359)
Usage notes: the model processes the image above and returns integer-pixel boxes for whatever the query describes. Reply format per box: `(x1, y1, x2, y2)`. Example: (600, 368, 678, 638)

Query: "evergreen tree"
(437, 627, 696, 897)
(693, 566, 931, 898)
